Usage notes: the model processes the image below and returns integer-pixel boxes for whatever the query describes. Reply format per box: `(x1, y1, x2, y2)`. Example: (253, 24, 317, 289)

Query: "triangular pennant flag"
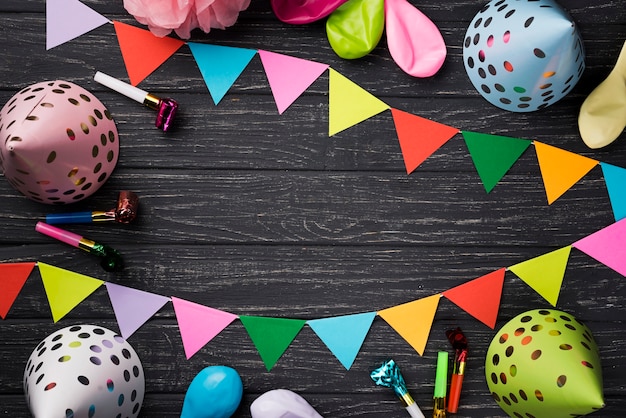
(534, 142, 599, 204)
(573, 218, 626, 277)
(601, 162, 626, 222)
(113, 21, 185, 86)
(329, 68, 389, 136)
(46, 0, 111, 50)
(188, 43, 257, 105)
(0, 262, 36, 319)
(508, 246, 572, 306)
(239, 316, 307, 371)
(38, 262, 104, 322)
(307, 312, 376, 369)
(171, 297, 238, 359)
(259, 50, 329, 114)
(461, 131, 532, 192)
(442, 268, 505, 328)
(105, 282, 170, 339)
(391, 108, 460, 174)
(378, 294, 440, 355)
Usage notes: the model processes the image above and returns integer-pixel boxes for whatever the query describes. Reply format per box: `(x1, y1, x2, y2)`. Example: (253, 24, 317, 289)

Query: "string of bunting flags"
(2, 218, 626, 371)
(46, 0, 626, 218)
(1, 0, 622, 370)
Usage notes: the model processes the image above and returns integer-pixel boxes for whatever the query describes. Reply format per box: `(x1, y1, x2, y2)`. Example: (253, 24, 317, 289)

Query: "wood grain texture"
(1, 1, 626, 417)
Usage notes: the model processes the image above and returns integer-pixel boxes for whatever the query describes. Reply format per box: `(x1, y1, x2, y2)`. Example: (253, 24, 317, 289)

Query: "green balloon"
(485, 309, 605, 418)
(326, 0, 384, 59)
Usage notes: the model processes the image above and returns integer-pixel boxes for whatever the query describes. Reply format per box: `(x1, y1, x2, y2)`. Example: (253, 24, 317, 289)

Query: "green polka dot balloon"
(485, 309, 605, 417)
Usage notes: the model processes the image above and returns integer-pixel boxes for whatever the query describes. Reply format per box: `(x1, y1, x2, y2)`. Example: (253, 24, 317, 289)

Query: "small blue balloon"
(180, 365, 243, 418)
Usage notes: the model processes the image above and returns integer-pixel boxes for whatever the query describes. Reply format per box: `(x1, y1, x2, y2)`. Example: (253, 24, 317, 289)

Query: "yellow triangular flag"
(534, 142, 598, 204)
(38, 262, 104, 322)
(508, 246, 572, 306)
(378, 294, 440, 355)
(328, 68, 389, 136)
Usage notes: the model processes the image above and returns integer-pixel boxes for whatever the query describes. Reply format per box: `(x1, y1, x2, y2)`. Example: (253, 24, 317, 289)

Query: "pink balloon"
(271, 0, 349, 24)
(385, 0, 447, 77)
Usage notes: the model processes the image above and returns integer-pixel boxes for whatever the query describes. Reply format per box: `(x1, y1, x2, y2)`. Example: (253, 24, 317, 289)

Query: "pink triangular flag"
(573, 218, 626, 277)
(258, 50, 329, 114)
(46, 0, 111, 50)
(171, 297, 238, 359)
(105, 282, 170, 339)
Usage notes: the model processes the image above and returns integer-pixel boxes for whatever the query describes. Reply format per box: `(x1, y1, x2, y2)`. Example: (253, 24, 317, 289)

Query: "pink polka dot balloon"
(0, 80, 119, 204)
(463, 0, 585, 112)
(23, 325, 145, 418)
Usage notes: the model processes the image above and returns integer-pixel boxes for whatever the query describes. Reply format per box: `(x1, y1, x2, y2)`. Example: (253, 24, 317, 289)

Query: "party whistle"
(45, 191, 139, 225)
(35, 222, 124, 272)
(433, 351, 448, 418)
(94, 71, 178, 131)
(370, 359, 425, 418)
(446, 327, 468, 414)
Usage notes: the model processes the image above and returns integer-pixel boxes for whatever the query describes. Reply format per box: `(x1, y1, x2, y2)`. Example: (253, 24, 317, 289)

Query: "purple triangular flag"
(46, 0, 111, 50)
(105, 282, 170, 339)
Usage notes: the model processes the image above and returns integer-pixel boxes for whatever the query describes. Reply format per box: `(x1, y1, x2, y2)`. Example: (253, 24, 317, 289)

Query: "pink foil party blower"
(94, 71, 178, 131)
(35, 221, 124, 272)
(45, 191, 139, 225)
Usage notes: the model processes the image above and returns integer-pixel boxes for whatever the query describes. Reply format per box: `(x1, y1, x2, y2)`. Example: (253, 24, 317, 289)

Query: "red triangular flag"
(113, 21, 185, 86)
(391, 108, 460, 174)
(0, 262, 36, 319)
(442, 268, 505, 328)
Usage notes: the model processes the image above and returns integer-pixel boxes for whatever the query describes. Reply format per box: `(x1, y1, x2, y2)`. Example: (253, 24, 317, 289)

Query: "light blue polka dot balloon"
(181, 365, 243, 418)
(463, 0, 585, 112)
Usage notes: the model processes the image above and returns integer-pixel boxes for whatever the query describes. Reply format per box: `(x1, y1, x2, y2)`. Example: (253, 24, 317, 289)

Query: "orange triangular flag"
(0, 262, 36, 319)
(391, 108, 460, 174)
(378, 294, 440, 355)
(534, 142, 599, 204)
(442, 268, 505, 328)
(113, 21, 185, 86)
(508, 246, 572, 306)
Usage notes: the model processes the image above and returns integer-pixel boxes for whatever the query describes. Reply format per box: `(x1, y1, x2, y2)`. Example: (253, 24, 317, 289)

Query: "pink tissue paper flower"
(124, 0, 251, 39)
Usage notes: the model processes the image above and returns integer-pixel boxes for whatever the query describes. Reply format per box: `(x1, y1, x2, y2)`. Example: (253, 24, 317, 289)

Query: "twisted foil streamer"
(370, 359, 411, 404)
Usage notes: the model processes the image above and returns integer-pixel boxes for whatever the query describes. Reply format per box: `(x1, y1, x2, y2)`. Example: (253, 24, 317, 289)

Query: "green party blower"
(433, 351, 448, 418)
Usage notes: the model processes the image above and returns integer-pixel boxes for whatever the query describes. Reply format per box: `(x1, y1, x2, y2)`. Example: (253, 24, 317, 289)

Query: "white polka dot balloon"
(463, 0, 585, 112)
(0, 80, 119, 204)
(23, 325, 145, 418)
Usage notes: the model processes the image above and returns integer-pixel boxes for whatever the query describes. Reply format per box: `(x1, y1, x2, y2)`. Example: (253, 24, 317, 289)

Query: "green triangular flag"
(461, 131, 532, 193)
(239, 315, 307, 371)
(508, 246, 572, 306)
(38, 262, 104, 322)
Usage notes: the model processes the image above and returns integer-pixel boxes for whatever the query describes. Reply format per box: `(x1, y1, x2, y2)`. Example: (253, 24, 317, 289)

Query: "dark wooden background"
(1, 1, 625, 416)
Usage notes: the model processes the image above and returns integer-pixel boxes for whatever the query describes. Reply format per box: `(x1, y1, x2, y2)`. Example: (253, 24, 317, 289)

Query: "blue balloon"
(180, 366, 243, 418)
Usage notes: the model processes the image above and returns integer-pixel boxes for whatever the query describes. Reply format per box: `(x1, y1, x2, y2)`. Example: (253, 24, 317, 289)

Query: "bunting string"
(2, 0, 625, 370)
(42, 3, 626, 221)
(2, 218, 626, 370)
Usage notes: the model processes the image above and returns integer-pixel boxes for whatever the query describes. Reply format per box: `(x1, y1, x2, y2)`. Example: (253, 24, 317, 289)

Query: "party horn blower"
(445, 327, 468, 413)
(94, 71, 178, 131)
(35, 222, 124, 272)
(370, 359, 425, 418)
(45, 191, 139, 225)
(433, 351, 448, 418)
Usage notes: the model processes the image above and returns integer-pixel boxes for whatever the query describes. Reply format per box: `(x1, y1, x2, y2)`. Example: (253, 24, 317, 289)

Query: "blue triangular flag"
(46, 0, 111, 50)
(188, 43, 257, 105)
(601, 162, 626, 222)
(307, 312, 376, 369)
